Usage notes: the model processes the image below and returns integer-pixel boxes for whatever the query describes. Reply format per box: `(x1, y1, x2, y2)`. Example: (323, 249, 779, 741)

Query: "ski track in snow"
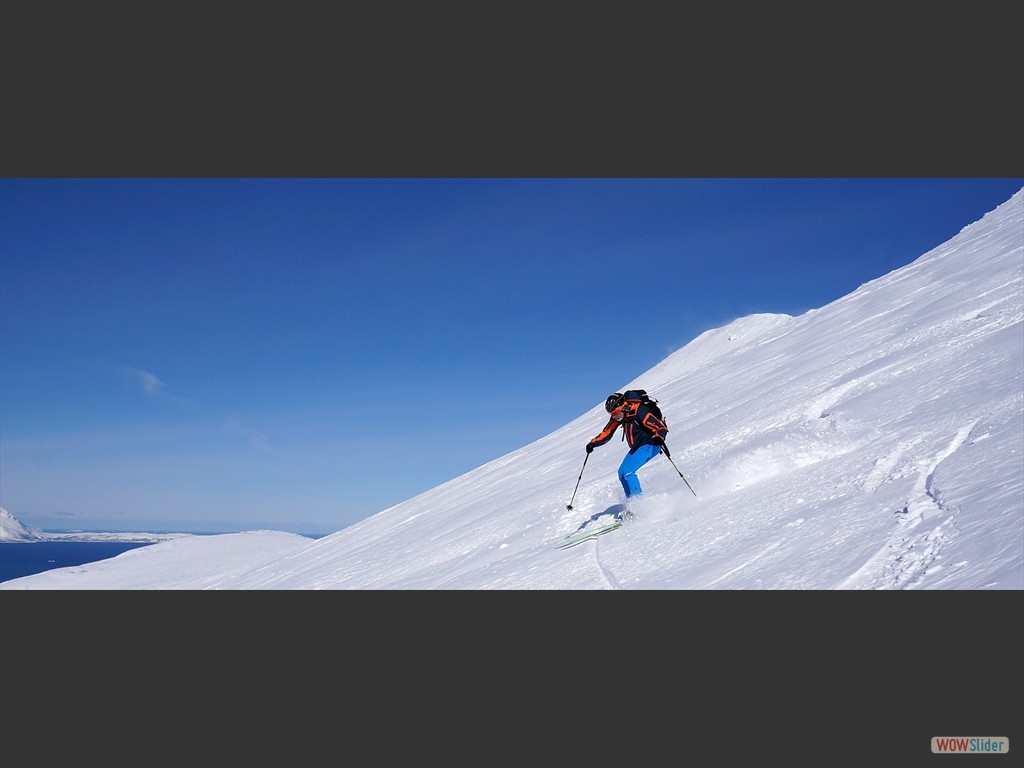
(591, 538, 622, 589)
(838, 420, 978, 589)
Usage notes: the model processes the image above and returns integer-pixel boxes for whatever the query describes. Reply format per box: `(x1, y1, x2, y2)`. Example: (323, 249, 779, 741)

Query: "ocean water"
(0, 541, 154, 583)
(1, 532, 329, 584)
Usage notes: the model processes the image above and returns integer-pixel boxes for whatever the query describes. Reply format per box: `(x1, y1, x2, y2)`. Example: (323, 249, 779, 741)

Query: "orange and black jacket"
(589, 401, 668, 453)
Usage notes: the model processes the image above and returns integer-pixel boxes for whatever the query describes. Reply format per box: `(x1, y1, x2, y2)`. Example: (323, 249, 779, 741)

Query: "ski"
(558, 520, 623, 549)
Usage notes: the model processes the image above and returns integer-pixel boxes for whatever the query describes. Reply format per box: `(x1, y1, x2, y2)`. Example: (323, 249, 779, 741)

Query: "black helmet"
(605, 393, 624, 412)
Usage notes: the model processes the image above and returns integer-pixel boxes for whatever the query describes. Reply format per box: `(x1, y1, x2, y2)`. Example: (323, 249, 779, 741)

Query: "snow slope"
(3, 188, 1021, 590)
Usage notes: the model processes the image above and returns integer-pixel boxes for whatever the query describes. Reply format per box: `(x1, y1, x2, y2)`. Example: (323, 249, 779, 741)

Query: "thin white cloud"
(117, 365, 192, 405)
(136, 368, 165, 395)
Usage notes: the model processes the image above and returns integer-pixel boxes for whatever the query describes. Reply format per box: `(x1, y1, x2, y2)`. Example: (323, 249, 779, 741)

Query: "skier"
(586, 390, 669, 515)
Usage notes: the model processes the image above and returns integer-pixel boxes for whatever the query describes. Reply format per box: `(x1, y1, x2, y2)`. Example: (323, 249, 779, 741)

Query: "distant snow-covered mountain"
(0, 507, 43, 542)
(0, 507, 191, 544)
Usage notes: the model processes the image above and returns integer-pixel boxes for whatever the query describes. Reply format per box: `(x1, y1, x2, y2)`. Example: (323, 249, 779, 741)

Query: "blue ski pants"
(618, 443, 662, 498)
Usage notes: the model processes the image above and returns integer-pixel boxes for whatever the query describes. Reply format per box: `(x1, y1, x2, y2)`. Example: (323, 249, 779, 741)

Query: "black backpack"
(624, 389, 665, 424)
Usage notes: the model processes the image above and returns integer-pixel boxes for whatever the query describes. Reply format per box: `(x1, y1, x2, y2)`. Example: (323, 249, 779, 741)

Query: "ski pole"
(662, 445, 697, 497)
(566, 452, 590, 510)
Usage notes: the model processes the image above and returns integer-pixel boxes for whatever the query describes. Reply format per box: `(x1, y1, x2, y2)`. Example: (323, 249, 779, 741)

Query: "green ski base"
(558, 520, 623, 549)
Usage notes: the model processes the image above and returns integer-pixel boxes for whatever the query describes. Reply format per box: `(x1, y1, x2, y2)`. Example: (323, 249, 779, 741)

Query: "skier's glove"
(585, 442, 594, 454)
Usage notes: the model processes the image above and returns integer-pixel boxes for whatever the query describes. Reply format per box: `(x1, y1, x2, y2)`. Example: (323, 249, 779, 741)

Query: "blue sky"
(2, 178, 1021, 535)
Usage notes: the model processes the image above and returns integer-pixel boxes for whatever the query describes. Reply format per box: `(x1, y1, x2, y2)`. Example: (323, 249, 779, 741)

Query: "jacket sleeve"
(639, 407, 668, 440)
(589, 418, 619, 447)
